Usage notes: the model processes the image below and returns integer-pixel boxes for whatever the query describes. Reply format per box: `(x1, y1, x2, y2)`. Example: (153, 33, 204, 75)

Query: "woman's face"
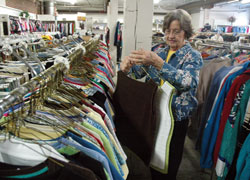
(165, 20, 186, 51)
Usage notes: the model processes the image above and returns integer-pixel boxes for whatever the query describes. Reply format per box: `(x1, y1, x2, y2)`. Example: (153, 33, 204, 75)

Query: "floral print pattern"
(130, 42, 203, 121)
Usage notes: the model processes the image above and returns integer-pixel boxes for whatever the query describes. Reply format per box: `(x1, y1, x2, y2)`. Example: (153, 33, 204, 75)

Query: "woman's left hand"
(129, 49, 164, 70)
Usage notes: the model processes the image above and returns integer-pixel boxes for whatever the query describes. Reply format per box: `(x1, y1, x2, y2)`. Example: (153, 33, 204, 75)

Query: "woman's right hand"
(120, 56, 134, 74)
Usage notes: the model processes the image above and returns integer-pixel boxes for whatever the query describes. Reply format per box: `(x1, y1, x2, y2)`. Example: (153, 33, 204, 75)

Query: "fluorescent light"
(70, 0, 77, 4)
(154, 0, 161, 4)
(227, 0, 239, 3)
(77, 12, 86, 16)
(241, 0, 250, 3)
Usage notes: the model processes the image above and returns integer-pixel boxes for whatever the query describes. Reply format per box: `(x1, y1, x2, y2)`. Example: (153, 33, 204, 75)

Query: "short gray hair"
(163, 9, 194, 39)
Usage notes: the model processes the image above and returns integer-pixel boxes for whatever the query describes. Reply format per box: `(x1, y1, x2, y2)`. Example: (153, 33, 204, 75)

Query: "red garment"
(95, 66, 115, 87)
(227, 26, 233, 33)
(75, 126, 106, 153)
(63, 78, 87, 86)
(81, 99, 106, 123)
(29, 24, 32, 32)
(97, 58, 114, 77)
(99, 41, 107, 48)
(96, 52, 109, 64)
(213, 69, 250, 165)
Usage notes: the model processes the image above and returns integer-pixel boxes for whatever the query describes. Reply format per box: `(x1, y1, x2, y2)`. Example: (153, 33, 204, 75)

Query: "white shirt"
(211, 34, 224, 42)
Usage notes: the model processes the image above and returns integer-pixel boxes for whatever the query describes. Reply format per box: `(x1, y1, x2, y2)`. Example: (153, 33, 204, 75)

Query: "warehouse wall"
(209, 9, 249, 27)
(0, 5, 36, 19)
(6, 0, 41, 14)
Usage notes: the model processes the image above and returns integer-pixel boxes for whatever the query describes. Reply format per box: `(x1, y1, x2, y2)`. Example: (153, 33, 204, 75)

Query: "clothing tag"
(161, 81, 175, 95)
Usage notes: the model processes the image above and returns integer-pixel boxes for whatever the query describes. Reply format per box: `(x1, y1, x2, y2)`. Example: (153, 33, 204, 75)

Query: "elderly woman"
(120, 9, 203, 179)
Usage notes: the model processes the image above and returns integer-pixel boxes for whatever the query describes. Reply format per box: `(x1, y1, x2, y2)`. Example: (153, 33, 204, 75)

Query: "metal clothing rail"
(196, 39, 250, 51)
(196, 42, 231, 56)
(0, 48, 83, 119)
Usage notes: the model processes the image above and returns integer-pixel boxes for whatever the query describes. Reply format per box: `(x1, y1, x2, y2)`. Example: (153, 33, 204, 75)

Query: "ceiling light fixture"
(154, 0, 161, 4)
(70, 0, 77, 5)
(241, 0, 250, 3)
(227, 0, 239, 3)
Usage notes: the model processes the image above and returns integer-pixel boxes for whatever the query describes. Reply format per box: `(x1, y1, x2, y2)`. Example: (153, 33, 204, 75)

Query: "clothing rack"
(0, 47, 83, 119)
(196, 41, 231, 60)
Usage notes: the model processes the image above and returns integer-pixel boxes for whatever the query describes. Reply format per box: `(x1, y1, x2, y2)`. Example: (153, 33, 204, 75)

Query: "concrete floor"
(177, 135, 216, 180)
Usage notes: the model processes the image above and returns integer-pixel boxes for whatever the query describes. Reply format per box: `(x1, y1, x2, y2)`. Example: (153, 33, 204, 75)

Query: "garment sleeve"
(128, 43, 164, 79)
(128, 65, 147, 79)
(158, 52, 203, 92)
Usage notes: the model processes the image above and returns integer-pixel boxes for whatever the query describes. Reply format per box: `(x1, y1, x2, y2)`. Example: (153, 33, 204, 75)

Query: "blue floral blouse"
(129, 42, 203, 121)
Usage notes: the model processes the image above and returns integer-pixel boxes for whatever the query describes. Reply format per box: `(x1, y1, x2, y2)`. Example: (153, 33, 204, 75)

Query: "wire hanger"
(1, 43, 38, 77)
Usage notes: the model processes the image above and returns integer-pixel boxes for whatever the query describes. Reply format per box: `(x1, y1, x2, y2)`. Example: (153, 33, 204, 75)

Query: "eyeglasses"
(165, 29, 183, 36)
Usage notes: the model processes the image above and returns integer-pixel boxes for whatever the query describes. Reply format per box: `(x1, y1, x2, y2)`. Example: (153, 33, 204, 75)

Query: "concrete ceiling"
(39, 0, 250, 14)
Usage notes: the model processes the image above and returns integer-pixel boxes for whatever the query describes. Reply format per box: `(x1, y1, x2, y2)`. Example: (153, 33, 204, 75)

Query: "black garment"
(222, 35, 237, 42)
(150, 118, 189, 180)
(114, 21, 123, 62)
(195, 35, 209, 39)
(105, 28, 110, 48)
(113, 71, 158, 165)
(153, 32, 164, 37)
(123, 145, 152, 180)
(0, 158, 98, 180)
(117, 45, 122, 63)
(88, 90, 107, 113)
(63, 152, 107, 180)
(3, 22, 8, 35)
(204, 24, 211, 31)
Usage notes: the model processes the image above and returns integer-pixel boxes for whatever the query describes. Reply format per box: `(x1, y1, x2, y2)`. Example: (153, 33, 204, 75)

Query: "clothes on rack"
(189, 40, 250, 179)
(217, 25, 250, 34)
(57, 22, 75, 36)
(0, 34, 83, 100)
(114, 21, 122, 63)
(194, 60, 250, 179)
(9, 17, 40, 34)
(42, 22, 56, 32)
(0, 40, 129, 180)
(215, 74, 250, 179)
(189, 57, 232, 139)
(235, 111, 250, 180)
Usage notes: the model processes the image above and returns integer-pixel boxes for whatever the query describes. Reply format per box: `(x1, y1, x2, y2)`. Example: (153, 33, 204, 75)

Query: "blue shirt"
(129, 42, 203, 121)
(200, 61, 250, 169)
(67, 131, 124, 180)
(196, 65, 235, 150)
(51, 136, 114, 180)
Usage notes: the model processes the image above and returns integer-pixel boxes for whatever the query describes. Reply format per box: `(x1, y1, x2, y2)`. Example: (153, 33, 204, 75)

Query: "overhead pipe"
(44, 1, 55, 15)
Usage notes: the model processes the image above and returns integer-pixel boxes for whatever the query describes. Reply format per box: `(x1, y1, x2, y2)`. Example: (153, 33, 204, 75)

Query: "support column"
(248, 9, 250, 25)
(122, 0, 153, 59)
(0, 0, 6, 6)
(204, 8, 210, 25)
(199, 7, 205, 28)
(107, 0, 118, 66)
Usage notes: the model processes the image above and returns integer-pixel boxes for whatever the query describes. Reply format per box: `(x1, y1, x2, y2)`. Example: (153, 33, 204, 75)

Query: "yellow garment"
(160, 50, 176, 86)
(7, 121, 65, 140)
(82, 106, 129, 179)
(42, 35, 52, 41)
